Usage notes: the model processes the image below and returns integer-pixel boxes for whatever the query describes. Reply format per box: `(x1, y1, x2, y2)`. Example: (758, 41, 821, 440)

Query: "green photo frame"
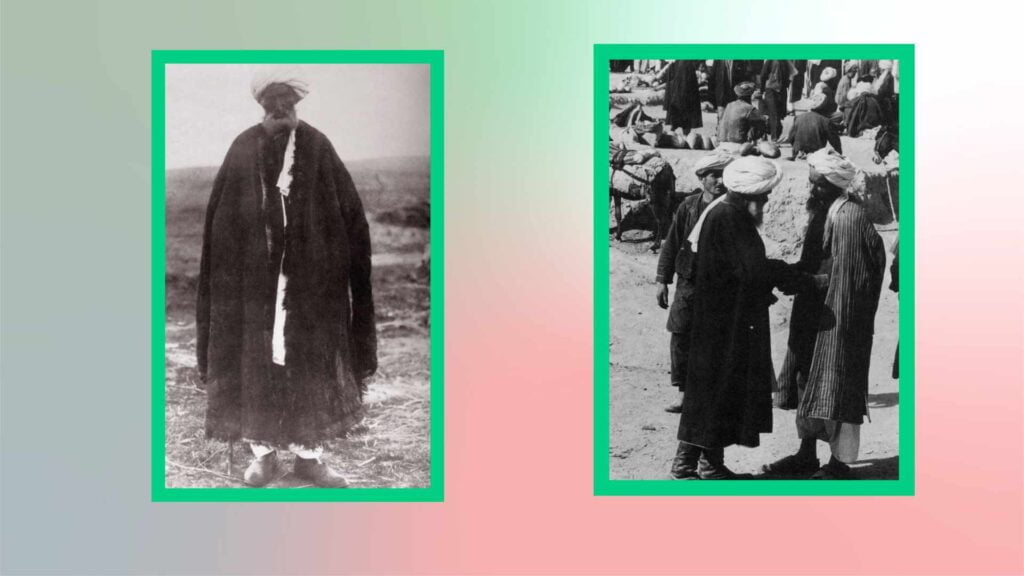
(152, 50, 444, 502)
(594, 44, 913, 496)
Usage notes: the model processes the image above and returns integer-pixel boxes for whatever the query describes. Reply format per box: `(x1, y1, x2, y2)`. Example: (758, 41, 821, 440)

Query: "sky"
(165, 64, 430, 169)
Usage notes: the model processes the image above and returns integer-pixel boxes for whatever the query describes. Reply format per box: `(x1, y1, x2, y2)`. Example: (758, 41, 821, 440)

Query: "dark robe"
(677, 197, 793, 448)
(760, 60, 792, 139)
(710, 60, 735, 109)
(197, 121, 378, 446)
(656, 192, 714, 387)
(846, 93, 885, 137)
(776, 197, 834, 409)
(890, 240, 899, 379)
(663, 60, 703, 130)
(798, 198, 886, 424)
(875, 72, 896, 125)
(790, 110, 843, 157)
(790, 60, 807, 102)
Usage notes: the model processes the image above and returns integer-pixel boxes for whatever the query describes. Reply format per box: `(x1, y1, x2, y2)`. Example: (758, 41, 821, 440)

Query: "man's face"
(808, 170, 840, 201)
(260, 83, 300, 134)
(746, 196, 768, 226)
(700, 170, 727, 197)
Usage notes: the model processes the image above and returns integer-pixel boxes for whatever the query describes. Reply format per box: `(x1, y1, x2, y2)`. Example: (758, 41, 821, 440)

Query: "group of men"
(637, 59, 898, 163)
(655, 147, 888, 480)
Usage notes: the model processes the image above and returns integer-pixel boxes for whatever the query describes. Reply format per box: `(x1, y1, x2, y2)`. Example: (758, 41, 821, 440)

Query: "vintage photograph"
(603, 54, 906, 484)
(158, 58, 438, 493)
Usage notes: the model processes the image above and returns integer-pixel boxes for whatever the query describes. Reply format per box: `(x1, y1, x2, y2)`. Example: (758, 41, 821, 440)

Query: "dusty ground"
(164, 157, 432, 488)
(608, 89, 900, 480)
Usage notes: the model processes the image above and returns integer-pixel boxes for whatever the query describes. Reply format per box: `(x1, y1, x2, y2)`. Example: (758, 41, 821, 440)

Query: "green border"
(594, 44, 914, 496)
(152, 50, 444, 502)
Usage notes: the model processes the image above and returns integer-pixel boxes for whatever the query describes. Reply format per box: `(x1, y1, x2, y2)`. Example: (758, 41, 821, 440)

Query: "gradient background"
(1, 0, 1021, 574)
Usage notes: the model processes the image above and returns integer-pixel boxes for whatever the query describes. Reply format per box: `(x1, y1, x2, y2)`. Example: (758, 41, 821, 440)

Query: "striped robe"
(797, 197, 886, 424)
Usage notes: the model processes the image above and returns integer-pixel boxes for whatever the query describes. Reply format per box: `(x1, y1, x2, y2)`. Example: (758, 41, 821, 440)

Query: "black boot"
(670, 442, 700, 480)
(697, 447, 739, 480)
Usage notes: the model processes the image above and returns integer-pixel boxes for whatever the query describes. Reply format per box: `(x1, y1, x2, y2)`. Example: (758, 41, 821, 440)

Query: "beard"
(262, 111, 298, 134)
(806, 184, 840, 214)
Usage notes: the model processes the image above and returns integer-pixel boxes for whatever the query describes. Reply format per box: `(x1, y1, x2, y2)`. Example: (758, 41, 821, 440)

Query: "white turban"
(806, 147, 858, 190)
(693, 150, 736, 177)
(820, 67, 837, 82)
(251, 65, 310, 103)
(878, 60, 893, 71)
(723, 156, 783, 196)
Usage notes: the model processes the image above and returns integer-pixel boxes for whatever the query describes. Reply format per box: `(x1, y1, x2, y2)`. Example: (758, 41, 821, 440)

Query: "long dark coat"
(677, 197, 791, 448)
(709, 60, 735, 109)
(776, 198, 833, 409)
(663, 60, 703, 130)
(196, 121, 378, 446)
(655, 191, 712, 333)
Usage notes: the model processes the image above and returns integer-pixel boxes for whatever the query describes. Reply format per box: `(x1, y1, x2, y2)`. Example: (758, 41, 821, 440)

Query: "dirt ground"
(608, 89, 900, 480)
(163, 157, 432, 489)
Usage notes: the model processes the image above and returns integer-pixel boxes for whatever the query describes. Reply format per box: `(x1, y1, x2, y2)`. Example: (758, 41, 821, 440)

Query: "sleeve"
(329, 145, 378, 380)
(827, 121, 844, 154)
(195, 151, 231, 381)
(655, 203, 686, 284)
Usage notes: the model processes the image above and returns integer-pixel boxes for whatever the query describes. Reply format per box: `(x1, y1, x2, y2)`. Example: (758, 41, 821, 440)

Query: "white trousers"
(249, 442, 323, 461)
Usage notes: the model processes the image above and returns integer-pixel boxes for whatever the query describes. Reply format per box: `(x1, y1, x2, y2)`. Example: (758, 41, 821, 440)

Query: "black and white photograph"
(161, 62, 435, 490)
(607, 57, 903, 481)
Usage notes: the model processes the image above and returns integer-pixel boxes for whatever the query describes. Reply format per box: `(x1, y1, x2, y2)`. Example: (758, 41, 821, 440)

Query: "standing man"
(657, 60, 703, 138)
(766, 148, 886, 479)
(709, 60, 735, 118)
(760, 60, 793, 141)
(669, 157, 801, 480)
(197, 67, 378, 488)
(835, 61, 859, 113)
(656, 151, 736, 414)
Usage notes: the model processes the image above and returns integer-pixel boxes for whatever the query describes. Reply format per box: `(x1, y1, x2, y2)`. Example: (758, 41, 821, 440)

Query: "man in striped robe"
(765, 148, 886, 479)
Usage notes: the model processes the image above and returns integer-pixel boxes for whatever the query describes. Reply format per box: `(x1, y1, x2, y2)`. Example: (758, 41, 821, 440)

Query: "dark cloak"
(776, 197, 833, 409)
(677, 197, 794, 448)
(196, 121, 378, 446)
(709, 60, 735, 109)
(663, 60, 703, 130)
(790, 110, 843, 157)
(846, 93, 885, 137)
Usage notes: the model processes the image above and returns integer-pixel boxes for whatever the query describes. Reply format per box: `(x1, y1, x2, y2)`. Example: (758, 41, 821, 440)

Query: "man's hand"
(813, 273, 830, 291)
(657, 284, 670, 309)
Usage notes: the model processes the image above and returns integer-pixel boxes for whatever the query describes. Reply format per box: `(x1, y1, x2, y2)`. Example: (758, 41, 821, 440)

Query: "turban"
(820, 67, 837, 82)
(723, 156, 783, 196)
(251, 66, 311, 103)
(808, 91, 828, 111)
(806, 147, 858, 191)
(734, 81, 756, 97)
(844, 60, 860, 72)
(878, 60, 893, 71)
(693, 150, 736, 177)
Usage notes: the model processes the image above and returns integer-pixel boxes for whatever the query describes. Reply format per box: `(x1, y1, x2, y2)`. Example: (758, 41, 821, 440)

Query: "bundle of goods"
(609, 147, 672, 201)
